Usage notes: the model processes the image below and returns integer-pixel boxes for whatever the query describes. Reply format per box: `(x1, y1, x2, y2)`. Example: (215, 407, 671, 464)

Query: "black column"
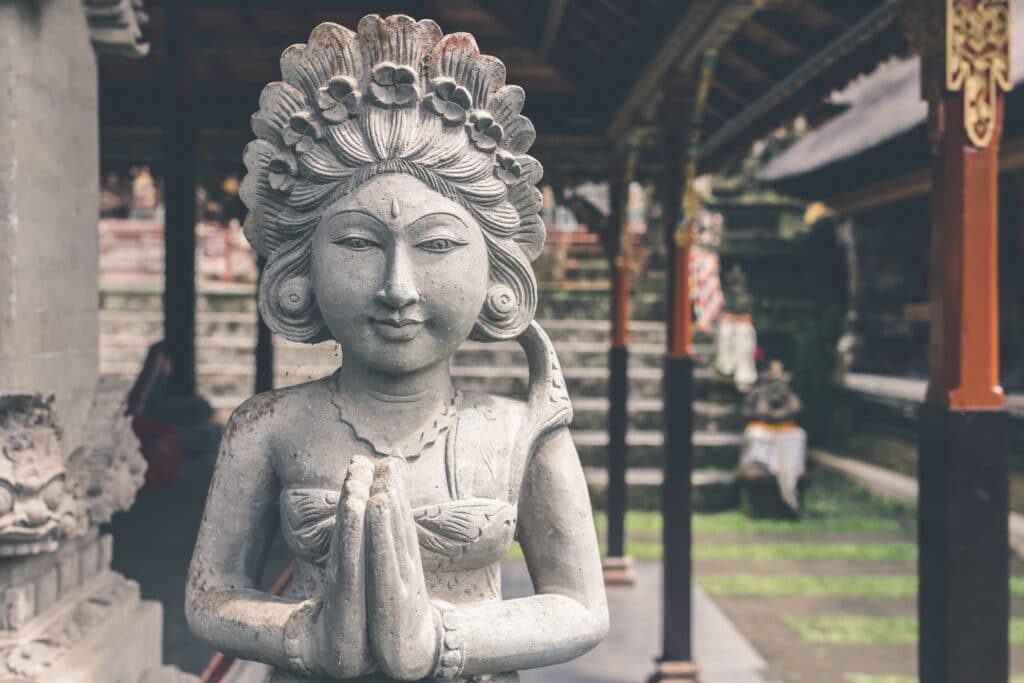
(661, 355, 694, 665)
(918, 405, 1008, 683)
(162, 0, 197, 397)
(254, 256, 274, 394)
(607, 345, 629, 557)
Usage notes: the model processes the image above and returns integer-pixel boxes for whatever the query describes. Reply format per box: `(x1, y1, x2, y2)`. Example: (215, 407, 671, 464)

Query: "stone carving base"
(0, 531, 163, 682)
(646, 660, 700, 682)
(601, 555, 636, 586)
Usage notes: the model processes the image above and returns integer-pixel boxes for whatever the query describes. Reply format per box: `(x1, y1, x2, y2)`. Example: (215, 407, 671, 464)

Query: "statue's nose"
(375, 248, 420, 310)
(19, 500, 51, 527)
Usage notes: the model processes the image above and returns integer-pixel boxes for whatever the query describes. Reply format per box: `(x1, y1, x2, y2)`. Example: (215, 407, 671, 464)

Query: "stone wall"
(0, 0, 100, 447)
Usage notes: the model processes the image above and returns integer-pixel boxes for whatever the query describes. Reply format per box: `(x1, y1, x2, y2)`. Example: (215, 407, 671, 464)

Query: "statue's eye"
(41, 478, 63, 511)
(335, 236, 378, 251)
(417, 237, 466, 253)
(0, 486, 12, 516)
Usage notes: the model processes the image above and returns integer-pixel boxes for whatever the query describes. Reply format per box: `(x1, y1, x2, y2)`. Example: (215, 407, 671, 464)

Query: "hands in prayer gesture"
(314, 455, 442, 681)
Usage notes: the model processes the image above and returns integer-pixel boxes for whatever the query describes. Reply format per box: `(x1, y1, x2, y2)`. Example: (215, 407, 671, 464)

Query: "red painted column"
(650, 73, 699, 682)
(604, 138, 640, 585)
(918, 3, 1010, 681)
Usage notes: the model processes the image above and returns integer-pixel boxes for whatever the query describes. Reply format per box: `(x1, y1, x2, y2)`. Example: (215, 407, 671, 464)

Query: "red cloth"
(132, 416, 183, 489)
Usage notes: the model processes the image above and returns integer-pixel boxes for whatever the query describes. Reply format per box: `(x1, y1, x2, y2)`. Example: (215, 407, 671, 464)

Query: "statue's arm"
(456, 426, 609, 675)
(184, 397, 315, 673)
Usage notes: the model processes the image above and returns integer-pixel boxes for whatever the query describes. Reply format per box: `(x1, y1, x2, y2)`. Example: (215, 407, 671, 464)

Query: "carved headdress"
(241, 15, 545, 343)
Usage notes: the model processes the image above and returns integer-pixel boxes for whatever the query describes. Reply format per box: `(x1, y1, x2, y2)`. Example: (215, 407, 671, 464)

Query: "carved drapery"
(946, 0, 1011, 148)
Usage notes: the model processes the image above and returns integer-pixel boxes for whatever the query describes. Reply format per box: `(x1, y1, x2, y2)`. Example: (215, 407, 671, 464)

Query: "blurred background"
(0, 1, 1021, 682)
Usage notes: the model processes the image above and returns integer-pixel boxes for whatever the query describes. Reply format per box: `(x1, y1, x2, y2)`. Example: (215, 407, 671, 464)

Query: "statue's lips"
(371, 317, 426, 341)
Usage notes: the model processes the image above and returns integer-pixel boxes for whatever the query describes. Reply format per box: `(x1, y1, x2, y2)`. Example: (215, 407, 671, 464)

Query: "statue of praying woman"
(185, 15, 608, 683)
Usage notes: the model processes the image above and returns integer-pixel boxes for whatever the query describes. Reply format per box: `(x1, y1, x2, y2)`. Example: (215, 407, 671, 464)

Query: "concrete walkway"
(509, 562, 779, 683)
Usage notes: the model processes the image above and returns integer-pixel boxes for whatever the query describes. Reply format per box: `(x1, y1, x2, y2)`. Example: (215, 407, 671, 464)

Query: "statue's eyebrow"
(320, 209, 388, 233)
(406, 212, 469, 233)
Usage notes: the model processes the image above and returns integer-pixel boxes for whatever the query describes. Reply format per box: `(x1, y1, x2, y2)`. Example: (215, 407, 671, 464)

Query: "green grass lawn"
(701, 574, 1024, 597)
(694, 542, 916, 563)
(787, 616, 1024, 645)
(701, 575, 918, 597)
(590, 469, 915, 541)
(847, 677, 1024, 683)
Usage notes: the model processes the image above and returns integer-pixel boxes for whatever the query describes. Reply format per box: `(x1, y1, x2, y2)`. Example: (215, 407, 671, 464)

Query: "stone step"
(573, 429, 742, 470)
(100, 282, 664, 319)
(584, 467, 739, 512)
(98, 334, 702, 371)
(569, 398, 740, 432)
(99, 311, 669, 345)
(102, 362, 727, 409)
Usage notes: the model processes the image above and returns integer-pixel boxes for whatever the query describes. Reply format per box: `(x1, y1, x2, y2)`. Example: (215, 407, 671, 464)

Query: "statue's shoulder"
(222, 378, 329, 446)
(456, 390, 527, 431)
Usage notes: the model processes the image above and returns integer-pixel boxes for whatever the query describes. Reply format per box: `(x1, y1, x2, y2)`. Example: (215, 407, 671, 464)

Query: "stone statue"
(186, 15, 608, 683)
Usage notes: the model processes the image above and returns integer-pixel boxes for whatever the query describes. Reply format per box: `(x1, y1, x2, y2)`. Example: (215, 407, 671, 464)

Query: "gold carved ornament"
(615, 131, 643, 266)
(676, 51, 717, 248)
(947, 0, 1012, 148)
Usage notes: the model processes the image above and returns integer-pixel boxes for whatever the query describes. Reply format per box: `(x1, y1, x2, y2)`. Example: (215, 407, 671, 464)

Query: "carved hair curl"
(240, 15, 545, 343)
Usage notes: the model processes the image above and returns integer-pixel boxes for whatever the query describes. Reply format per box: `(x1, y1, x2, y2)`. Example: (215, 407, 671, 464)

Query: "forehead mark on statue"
(391, 196, 401, 219)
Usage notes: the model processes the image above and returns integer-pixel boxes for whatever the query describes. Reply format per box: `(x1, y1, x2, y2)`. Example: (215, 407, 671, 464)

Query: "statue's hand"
(365, 459, 441, 681)
(315, 455, 376, 678)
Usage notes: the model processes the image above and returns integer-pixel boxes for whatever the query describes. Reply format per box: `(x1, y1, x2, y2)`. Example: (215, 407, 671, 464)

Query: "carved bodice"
(266, 324, 570, 682)
(279, 391, 522, 605)
(280, 323, 571, 609)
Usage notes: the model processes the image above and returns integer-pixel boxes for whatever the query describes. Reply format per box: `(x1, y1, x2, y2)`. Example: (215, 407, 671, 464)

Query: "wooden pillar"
(913, 2, 1011, 681)
(603, 134, 641, 586)
(648, 65, 701, 683)
(255, 256, 274, 394)
(162, 0, 197, 397)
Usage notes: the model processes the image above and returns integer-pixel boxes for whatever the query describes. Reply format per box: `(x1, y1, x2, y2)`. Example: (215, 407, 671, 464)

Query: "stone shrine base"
(0, 531, 163, 682)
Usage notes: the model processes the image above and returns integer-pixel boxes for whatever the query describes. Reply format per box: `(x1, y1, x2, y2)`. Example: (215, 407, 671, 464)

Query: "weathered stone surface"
(0, 384, 144, 557)
(187, 15, 607, 682)
(0, 531, 162, 682)
(0, 0, 99, 449)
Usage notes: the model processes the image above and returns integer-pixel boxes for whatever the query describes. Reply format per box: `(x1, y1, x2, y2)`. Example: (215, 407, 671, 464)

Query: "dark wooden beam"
(742, 17, 807, 60)
(594, 0, 643, 31)
(710, 76, 750, 107)
(717, 47, 774, 85)
(700, 1, 899, 163)
(798, 0, 851, 31)
(607, 0, 734, 140)
(538, 0, 568, 59)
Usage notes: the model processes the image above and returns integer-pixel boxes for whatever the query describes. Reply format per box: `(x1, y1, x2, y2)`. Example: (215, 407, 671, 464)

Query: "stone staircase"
(99, 238, 743, 508)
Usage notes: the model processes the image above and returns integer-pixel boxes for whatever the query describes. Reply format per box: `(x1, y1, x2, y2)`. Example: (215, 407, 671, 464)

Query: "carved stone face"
(311, 174, 489, 374)
(0, 397, 74, 556)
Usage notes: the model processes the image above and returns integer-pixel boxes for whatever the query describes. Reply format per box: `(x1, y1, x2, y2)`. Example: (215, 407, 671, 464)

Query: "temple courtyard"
(110, 461, 1021, 683)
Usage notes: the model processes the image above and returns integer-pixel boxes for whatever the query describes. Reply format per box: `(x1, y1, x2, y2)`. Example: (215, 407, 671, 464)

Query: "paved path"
(507, 562, 778, 683)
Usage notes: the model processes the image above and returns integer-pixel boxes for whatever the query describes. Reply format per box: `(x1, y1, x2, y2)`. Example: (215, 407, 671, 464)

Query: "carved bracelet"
(431, 600, 466, 679)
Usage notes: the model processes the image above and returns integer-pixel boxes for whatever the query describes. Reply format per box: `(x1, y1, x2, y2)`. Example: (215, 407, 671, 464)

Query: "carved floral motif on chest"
(280, 489, 516, 571)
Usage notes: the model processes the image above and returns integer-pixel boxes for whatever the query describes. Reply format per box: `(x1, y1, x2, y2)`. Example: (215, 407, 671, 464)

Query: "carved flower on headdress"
(493, 150, 522, 184)
(267, 151, 299, 193)
(283, 112, 323, 154)
(316, 75, 362, 123)
(424, 78, 473, 126)
(466, 111, 504, 152)
(367, 62, 420, 109)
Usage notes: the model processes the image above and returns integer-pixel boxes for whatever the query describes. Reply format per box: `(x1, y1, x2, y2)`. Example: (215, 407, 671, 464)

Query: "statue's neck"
(331, 360, 455, 433)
